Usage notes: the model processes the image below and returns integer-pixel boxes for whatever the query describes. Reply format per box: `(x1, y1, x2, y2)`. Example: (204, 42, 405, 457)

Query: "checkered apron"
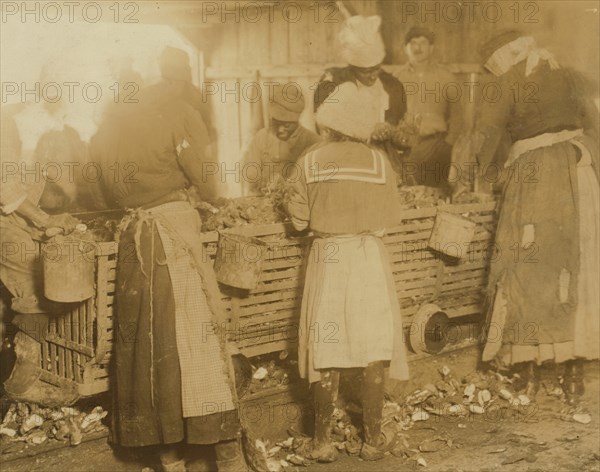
(145, 202, 235, 417)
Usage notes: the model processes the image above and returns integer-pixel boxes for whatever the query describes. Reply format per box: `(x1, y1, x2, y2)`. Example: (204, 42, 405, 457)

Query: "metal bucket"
(214, 232, 268, 290)
(42, 237, 96, 302)
(428, 211, 477, 259)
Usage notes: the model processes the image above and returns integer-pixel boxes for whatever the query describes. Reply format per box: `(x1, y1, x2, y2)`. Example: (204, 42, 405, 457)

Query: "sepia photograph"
(0, 1, 598, 471)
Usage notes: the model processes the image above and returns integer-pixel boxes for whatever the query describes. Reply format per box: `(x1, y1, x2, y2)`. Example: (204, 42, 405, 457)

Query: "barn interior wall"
(179, 1, 599, 197)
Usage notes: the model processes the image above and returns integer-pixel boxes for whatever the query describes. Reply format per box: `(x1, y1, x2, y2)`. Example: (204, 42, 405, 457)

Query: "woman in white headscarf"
(455, 30, 599, 406)
(314, 14, 407, 144)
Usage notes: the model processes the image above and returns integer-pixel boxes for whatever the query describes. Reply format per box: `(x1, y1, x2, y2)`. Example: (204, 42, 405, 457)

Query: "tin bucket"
(42, 237, 96, 302)
(214, 232, 268, 290)
(428, 211, 477, 259)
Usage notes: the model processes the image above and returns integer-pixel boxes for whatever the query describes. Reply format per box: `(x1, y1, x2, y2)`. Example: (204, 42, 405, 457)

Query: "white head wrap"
(485, 36, 560, 77)
(339, 15, 386, 68)
(315, 82, 378, 141)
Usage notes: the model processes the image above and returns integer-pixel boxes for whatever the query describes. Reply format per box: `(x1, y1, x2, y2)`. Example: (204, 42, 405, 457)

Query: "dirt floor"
(1, 347, 599, 472)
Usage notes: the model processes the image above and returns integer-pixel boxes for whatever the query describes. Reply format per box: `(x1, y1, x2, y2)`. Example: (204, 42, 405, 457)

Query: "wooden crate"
(39, 201, 497, 396)
(39, 242, 117, 396)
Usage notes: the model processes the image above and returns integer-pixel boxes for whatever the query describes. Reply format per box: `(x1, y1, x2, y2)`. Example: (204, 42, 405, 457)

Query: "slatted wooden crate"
(39, 242, 117, 396)
(38, 201, 496, 396)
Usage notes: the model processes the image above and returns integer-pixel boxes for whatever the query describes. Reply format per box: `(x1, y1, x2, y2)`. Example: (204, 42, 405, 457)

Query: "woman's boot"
(214, 438, 249, 472)
(563, 360, 584, 406)
(360, 361, 387, 461)
(305, 370, 339, 462)
(524, 361, 540, 399)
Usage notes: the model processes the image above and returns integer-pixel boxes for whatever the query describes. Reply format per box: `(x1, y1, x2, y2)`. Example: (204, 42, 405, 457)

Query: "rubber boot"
(4, 314, 49, 394)
(524, 361, 540, 400)
(215, 438, 249, 472)
(360, 361, 386, 461)
(3, 331, 42, 396)
(306, 370, 339, 463)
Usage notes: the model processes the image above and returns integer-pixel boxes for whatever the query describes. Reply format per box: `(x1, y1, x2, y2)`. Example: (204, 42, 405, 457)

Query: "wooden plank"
(39, 370, 78, 389)
(45, 334, 95, 357)
(266, 245, 307, 259)
(234, 324, 299, 344)
(236, 308, 298, 325)
(239, 339, 291, 357)
(57, 316, 65, 378)
(48, 321, 57, 375)
(269, 8, 289, 65)
(212, 21, 240, 70)
(240, 298, 300, 316)
(78, 302, 86, 347)
(238, 288, 301, 307)
(395, 276, 438, 290)
(250, 277, 303, 294)
(86, 299, 94, 348)
(288, 9, 310, 64)
(389, 256, 438, 270)
(73, 352, 82, 383)
(262, 257, 304, 271)
(94, 255, 110, 364)
(385, 231, 434, 245)
(259, 266, 301, 282)
(442, 269, 488, 284)
(444, 261, 488, 273)
(41, 339, 49, 374)
(65, 313, 74, 380)
(393, 267, 439, 281)
(384, 63, 483, 76)
(398, 286, 437, 299)
(237, 329, 298, 349)
(205, 66, 255, 79)
(385, 220, 435, 234)
(239, 15, 270, 66)
(441, 276, 488, 293)
(213, 76, 244, 197)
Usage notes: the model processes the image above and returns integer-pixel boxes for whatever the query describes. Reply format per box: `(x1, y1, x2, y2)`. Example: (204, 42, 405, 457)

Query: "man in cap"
(286, 81, 409, 463)
(314, 15, 407, 144)
(394, 26, 463, 193)
(243, 83, 321, 196)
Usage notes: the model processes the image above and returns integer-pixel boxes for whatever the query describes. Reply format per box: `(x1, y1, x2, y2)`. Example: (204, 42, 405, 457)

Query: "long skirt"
(483, 139, 599, 365)
(112, 202, 240, 447)
(298, 234, 401, 384)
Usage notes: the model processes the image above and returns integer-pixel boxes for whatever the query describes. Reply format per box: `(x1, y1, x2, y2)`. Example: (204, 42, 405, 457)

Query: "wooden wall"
(177, 0, 599, 197)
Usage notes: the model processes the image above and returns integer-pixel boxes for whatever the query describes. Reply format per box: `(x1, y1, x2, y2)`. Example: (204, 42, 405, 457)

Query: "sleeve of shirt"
(284, 156, 310, 231)
(177, 105, 213, 189)
(443, 70, 465, 146)
(474, 73, 514, 166)
(381, 72, 407, 126)
(313, 70, 338, 113)
(0, 113, 27, 214)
